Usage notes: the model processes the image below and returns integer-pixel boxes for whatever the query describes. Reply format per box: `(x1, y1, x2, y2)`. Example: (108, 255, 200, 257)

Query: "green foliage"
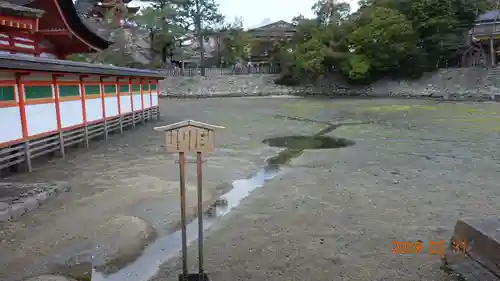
(133, 5, 183, 66)
(313, 0, 351, 25)
(274, 0, 489, 86)
(347, 7, 417, 73)
(69, 0, 224, 68)
(341, 54, 371, 81)
(294, 38, 326, 76)
(407, 0, 485, 69)
(220, 19, 251, 63)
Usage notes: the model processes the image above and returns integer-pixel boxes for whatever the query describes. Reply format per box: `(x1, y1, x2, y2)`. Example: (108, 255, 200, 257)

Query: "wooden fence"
(161, 66, 282, 77)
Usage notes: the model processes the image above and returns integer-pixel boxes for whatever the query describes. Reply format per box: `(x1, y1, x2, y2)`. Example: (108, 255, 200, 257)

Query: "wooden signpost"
(154, 120, 224, 281)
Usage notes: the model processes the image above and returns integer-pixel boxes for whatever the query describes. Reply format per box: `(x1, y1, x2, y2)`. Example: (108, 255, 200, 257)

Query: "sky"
(131, 0, 360, 28)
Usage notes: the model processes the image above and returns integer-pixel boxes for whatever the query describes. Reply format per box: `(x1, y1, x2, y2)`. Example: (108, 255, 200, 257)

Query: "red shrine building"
(0, 0, 162, 173)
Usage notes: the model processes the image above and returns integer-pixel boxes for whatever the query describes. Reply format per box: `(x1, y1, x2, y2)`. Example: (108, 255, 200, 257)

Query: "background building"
(464, 10, 500, 67)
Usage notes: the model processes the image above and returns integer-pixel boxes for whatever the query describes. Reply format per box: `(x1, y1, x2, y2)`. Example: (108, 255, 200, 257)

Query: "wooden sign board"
(154, 120, 224, 153)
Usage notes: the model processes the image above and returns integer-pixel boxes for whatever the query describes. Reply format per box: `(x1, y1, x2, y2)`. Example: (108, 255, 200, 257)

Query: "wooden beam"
(0, 16, 37, 31)
(37, 29, 69, 36)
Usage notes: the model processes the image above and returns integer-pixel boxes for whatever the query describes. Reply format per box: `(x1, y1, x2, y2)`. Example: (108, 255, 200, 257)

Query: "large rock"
(444, 217, 500, 281)
(55, 215, 156, 276)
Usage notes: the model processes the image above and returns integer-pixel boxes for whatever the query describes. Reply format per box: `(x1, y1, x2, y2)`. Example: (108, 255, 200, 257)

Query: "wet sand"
(151, 98, 500, 281)
(1, 97, 500, 281)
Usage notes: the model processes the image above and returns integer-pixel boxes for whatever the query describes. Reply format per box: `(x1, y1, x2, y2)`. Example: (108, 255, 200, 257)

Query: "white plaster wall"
(60, 100, 83, 128)
(14, 53, 35, 57)
(120, 96, 132, 113)
(144, 95, 151, 108)
(85, 99, 103, 122)
(39, 53, 57, 59)
(13, 36, 33, 42)
(104, 97, 118, 117)
(132, 95, 142, 111)
(14, 42, 34, 50)
(26, 104, 57, 136)
(0, 107, 23, 143)
(152, 94, 159, 106)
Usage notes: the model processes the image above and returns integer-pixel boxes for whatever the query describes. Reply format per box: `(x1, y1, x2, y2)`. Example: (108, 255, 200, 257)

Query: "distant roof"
(247, 18, 273, 30)
(154, 120, 224, 132)
(0, 0, 44, 17)
(247, 20, 295, 31)
(0, 54, 163, 78)
(476, 10, 500, 23)
(2, 0, 36, 5)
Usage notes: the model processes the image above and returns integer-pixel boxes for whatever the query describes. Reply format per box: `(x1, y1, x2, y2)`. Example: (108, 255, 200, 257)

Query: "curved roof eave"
(54, 0, 113, 51)
(475, 10, 500, 23)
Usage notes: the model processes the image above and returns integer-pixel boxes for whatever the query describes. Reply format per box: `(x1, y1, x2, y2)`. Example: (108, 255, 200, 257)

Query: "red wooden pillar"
(15, 73, 28, 139)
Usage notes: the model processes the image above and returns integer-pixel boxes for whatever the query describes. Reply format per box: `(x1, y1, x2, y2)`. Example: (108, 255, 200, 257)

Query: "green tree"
(172, 0, 224, 31)
(133, 5, 183, 67)
(291, 17, 320, 43)
(134, 0, 224, 67)
(220, 18, 251, 64)
(409, 0, 487, 68)
(312, 0, 350, 25)
(275, 0, 488, 86)
(294, 38, 326, 77)
(291, 14, 306, 26)
(360, 0, 489, 69)
(345, 6, 417, 78)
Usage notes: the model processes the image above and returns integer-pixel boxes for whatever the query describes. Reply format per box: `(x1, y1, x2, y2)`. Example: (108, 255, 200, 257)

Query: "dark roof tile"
(0, 0, 44, 17)
(56, 0, 112, 51)
(0, 54, 163, 79)
(476, 10, 500, 23)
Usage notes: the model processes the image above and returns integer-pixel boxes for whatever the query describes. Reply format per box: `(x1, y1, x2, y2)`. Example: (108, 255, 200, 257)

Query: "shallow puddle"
(92, 118, 358, 281)
(263, 136, 355, 150)
(92, 165, 282, 281)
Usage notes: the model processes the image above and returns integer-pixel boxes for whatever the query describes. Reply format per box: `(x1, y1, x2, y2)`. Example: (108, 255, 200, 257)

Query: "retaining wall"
(159, 67, 500, 100)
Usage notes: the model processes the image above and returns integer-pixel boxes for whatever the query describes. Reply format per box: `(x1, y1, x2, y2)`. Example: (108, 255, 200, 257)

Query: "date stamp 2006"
(392, 239, 466, 256)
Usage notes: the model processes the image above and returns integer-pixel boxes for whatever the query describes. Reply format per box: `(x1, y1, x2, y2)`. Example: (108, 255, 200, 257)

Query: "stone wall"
(159, 73, 289, 96)
(159, 67, 500, 100)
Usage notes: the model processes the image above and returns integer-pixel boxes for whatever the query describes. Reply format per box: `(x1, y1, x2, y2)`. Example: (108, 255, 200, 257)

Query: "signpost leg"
(179, 152, 188, 281)
(154, 120, 224, 281)
(196, 152, 205, 281)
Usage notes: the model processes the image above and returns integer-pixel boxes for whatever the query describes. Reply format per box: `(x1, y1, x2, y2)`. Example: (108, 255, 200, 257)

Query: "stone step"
(0, 182, 71, 222)
(444, 217, 500, 280)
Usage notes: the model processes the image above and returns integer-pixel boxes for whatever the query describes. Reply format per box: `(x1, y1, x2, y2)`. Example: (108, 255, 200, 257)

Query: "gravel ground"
(150, 98, 500, 281)
(0, 99, 278, 281)
(1, 97, 499, 281)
